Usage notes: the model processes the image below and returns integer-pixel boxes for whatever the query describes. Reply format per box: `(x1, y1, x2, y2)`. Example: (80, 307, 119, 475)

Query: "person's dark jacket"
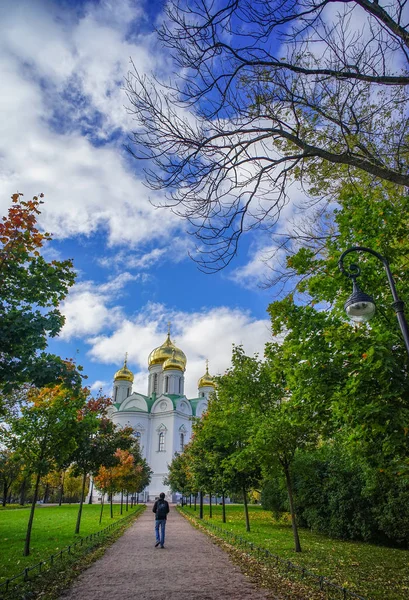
(153, 498, 170, 520)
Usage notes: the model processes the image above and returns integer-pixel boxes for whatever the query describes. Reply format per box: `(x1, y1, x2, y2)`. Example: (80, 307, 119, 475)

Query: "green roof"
(189, 398, 203, 416)
(115, 391, 206, 414)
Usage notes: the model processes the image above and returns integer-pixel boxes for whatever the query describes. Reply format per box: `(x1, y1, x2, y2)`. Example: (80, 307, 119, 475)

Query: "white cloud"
(0, 0, 183, 252)
(89, 379, 111, 396)
(97, 235, 194, 272)
(59, 272, 141, 340)
(229, 243, 283, 289)
(87, 303, 273, 398)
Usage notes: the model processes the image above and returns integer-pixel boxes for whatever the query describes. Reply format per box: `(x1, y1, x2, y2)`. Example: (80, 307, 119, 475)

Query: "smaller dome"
(114, 355, 134, 383)
(163, 350, 185, 372)
(198, 361, 215, 389)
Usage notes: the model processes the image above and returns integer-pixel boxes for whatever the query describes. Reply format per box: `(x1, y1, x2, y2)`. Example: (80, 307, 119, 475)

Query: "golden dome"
(148, 332, 186, 369)
(114, 355, 134, 383)
(198, 361, 215, 389)
(163, 350, 185, 372)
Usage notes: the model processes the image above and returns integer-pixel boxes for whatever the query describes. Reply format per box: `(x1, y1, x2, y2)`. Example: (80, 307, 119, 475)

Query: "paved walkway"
(59, 506, 272, 600)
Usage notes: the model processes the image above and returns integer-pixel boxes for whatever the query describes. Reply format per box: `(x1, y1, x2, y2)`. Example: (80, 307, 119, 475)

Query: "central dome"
(148, 332, 187, 369)
(163, 350, 185, 372)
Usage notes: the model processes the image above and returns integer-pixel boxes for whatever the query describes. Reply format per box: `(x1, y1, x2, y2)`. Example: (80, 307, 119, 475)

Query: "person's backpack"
(156, 500, 167, 519)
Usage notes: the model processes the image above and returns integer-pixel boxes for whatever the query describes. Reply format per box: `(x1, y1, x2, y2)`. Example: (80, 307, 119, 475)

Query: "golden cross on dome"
(206, 358, 209, 372)
(167, 321, 171, 336)
(124, 352, 128, 367)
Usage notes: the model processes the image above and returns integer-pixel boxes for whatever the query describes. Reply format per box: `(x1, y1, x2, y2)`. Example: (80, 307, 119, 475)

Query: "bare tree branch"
(126, 0, 409, 272)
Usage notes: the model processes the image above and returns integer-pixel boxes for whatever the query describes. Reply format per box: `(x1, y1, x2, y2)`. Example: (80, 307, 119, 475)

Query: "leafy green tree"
(0, 449, 22, 506)
(165, 451, 192, 498)
(188, 408, 236, 522)
(268, 183, 409, 465)
(70, 398, 134, 533)
(203, 347, 275, 531)
(0, 193, 81, 399)
(254, 395, 318, 552)
(3, 385, 85, 555)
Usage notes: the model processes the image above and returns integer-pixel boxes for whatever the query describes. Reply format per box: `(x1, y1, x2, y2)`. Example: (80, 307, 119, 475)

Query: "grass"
(0, 502, 143, 585)
(182, 504, 409, 600)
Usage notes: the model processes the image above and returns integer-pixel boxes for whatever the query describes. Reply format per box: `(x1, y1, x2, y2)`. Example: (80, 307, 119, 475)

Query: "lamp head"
(344, 278, 376, 323)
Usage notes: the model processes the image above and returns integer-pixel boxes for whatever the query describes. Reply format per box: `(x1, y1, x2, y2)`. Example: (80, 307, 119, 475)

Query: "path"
(59, 506, 273, 600)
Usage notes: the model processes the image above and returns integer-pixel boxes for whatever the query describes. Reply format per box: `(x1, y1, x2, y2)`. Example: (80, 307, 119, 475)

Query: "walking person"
(153, 492, 169, 548)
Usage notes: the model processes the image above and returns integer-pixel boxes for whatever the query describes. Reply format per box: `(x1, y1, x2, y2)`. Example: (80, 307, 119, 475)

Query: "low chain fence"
(180, 508, 366, 600)
(0, 506, 144, 599)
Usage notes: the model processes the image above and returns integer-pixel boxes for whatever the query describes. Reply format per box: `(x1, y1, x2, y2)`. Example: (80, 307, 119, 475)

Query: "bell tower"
(113, 354, 134, 405)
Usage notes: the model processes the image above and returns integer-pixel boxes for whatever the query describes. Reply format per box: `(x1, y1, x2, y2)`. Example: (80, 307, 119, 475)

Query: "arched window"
(165, 376, 169, 393)
(128, 387, 131, 397)
(179, 377, 182, 394)
(114, 387, 118, 402)
(158, 432, 165, 452)
(199, 391, 204, 398)
(134, 431, 141, 443)
(153, 373, 158, 393)
(180, 433, 185, 451)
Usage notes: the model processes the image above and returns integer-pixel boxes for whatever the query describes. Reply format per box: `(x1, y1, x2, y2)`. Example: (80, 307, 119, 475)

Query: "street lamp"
(338, 246, 409, 356)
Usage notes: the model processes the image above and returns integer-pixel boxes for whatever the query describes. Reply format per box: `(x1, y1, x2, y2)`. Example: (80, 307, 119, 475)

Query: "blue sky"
(0, 0, 295, 398)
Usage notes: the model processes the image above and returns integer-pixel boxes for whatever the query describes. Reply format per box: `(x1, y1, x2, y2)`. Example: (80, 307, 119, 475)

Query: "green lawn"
(182, 504, 409, 600)
(0, 503, 144, 584)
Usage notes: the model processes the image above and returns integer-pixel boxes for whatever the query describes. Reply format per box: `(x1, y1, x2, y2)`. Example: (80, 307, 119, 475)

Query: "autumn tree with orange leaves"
(115, 447, 152, 514)
(0, 193, 81, 402)
(94, 443, 151, 521)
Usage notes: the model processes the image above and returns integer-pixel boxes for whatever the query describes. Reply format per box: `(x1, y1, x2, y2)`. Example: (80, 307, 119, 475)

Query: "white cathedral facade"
(98, 332, 215, 502)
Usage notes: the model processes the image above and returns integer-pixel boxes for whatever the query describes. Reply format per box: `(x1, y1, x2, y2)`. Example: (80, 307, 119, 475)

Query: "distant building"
(92, 330, 215, 502)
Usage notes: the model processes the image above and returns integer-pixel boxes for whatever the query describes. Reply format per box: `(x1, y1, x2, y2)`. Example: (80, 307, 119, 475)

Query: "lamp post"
(338, 246, 409, 356)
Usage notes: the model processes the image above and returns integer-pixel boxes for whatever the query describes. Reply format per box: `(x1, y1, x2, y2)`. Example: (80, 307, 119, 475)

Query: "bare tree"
(126, 0, 409, 271)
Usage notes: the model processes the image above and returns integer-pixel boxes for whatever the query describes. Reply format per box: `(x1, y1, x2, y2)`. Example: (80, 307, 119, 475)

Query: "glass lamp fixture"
(339, 246, 409, 356)
(344, 279, 376, 323)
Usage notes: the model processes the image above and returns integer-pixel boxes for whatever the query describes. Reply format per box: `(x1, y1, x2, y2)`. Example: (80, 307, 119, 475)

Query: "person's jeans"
(155, 519, 166, 546)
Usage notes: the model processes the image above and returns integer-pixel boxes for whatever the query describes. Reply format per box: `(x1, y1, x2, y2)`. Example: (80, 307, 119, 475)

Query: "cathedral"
(105, 331, 215, 501)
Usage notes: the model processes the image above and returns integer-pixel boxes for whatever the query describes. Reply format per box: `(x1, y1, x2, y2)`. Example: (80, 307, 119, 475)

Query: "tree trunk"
(43, 482, 49, 504)
(24, 471, 41, 556)
(58, 472, 65, 506)
(243, 485, 250, 532)
(88, 477, 93, 504)
(75, 471, 87, 535)
(222, 493, 226, 524)
(283, 463, 302, 552)
(99, 494, 105, 524)
(209, 492, 212, 518)
(189, 494, 191, 508)
(199, 491, 203, 519)
(110, 493, 113, 518)
(194, 493, 197, 510)
(120, 490, 123, 515)
(126, 492, 129, 511)
(2, 480, 8, 507)
(20, 477, 27, 506)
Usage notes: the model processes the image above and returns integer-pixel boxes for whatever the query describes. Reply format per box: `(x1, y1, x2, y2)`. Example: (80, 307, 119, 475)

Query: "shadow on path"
(59, 505, 273, 600)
